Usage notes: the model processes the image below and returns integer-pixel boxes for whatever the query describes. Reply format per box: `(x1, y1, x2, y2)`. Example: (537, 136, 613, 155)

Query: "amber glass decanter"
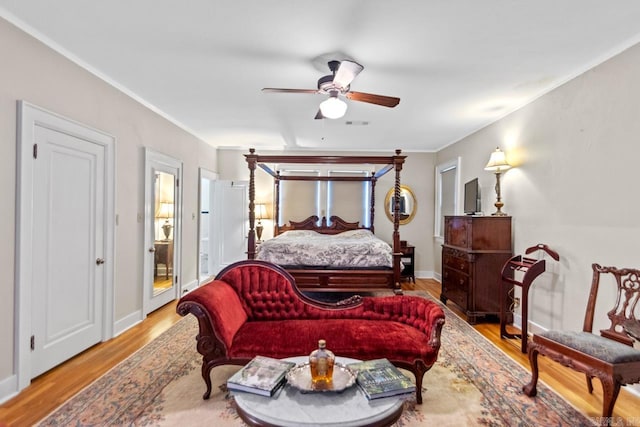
(309, 339, 335, 389)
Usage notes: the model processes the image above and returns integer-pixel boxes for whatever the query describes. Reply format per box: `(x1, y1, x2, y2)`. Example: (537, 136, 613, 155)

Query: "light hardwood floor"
(0, 279, 637, 426)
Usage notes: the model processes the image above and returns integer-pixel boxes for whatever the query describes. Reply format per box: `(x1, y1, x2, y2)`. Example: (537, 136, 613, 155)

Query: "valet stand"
(499, 244, 560, 353)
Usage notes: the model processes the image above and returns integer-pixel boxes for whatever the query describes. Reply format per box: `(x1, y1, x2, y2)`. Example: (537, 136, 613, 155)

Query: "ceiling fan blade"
(346, 91, 400, 108)
(262, 88, 319, 94)
(332, 60, 364, 90)
(314, 109, 324, 120)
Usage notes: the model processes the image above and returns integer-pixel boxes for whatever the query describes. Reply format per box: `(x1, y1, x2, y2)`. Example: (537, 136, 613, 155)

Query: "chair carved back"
(585, 264, 640, 346)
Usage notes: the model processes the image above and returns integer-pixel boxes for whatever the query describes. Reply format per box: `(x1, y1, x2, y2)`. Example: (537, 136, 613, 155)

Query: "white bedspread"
(256, 229, 394, 268)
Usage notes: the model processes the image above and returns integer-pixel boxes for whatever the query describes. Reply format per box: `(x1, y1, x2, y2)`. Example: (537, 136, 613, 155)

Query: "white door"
(16, 102, 115, 390)
(143, 149, 182, 315)
(212, 180, 248, 271)
(30, 123, 105, 377)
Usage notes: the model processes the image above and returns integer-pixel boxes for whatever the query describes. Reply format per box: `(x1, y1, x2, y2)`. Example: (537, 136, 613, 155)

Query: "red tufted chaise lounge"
(176, 260, 446, 403)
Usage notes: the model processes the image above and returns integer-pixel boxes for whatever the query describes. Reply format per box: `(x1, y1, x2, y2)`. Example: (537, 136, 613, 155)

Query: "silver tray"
(286, 363, 357, 393)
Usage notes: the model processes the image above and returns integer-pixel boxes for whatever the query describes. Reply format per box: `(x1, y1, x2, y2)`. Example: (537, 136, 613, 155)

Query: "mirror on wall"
(384, 185, 417, 225)
(153, 171, 175, 294)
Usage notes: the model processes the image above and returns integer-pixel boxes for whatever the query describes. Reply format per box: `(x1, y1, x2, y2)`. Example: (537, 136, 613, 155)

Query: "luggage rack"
(500, 243, 560, 353)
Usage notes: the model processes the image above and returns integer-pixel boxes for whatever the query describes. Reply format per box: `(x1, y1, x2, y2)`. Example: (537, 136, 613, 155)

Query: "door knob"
(149, 247, 156, 253)
(96, 258, 105, 265)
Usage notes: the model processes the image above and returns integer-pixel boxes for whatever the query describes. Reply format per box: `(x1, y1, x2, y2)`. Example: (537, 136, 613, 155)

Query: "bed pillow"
(336, 229, 374, 238)
(277, 230, 319, 238)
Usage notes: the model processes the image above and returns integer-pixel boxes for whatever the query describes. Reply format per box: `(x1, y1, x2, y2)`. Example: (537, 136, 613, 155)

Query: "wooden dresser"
(441, 216, 512, 323)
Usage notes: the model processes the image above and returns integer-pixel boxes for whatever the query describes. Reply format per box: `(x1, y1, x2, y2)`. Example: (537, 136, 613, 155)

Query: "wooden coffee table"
(232, 356, 406, 427)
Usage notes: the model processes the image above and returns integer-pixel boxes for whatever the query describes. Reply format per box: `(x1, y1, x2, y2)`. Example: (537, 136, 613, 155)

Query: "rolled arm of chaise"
(176, 279, 249, 352)
(361, 296, 445, 347)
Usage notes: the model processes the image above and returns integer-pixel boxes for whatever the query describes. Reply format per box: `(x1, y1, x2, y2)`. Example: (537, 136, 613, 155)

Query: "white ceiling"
(2, 1, 640, 153)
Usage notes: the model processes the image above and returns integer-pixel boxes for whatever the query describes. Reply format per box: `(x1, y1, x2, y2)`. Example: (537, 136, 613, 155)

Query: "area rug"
(37, 292, 595, 426)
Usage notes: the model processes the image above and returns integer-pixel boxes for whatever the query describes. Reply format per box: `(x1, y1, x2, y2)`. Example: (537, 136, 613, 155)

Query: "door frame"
(142, 148, 183, 315)
(15, 101, 116, 391)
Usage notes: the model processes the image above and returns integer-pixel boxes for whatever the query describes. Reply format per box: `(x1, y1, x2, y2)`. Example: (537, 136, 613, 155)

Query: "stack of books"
(227, 356, 296, 397)
(348, 358, 416, 399)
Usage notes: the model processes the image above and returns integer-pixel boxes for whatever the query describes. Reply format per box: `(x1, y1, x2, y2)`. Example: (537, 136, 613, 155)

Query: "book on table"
(227, 355, 296, 397)
(348, 358, 416, 400)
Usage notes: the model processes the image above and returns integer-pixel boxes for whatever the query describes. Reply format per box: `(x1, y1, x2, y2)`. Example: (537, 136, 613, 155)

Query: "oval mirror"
(384, 185, 417, 225)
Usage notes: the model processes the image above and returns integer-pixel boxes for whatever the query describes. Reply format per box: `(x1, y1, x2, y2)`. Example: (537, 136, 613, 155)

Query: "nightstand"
(400, 243, 415, 283)
(154, 240, 173, 279)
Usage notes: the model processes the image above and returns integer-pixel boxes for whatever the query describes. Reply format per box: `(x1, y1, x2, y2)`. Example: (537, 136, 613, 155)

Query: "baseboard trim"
(416, 270, 437, 280)
(0, 373, 17, 405)
(113, 309, 143, 337)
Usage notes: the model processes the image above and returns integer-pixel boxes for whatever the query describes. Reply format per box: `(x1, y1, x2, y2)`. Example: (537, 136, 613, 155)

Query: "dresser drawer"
(442, 248, 470, 273)
(444, 217, 470, 248)
(442, 267, 469, 309)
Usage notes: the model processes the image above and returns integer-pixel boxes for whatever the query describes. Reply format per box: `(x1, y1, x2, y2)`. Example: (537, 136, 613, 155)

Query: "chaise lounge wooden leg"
(202, 362, 213, 400)
(413, 361, 427, 404)
(522, 344, 540, 397)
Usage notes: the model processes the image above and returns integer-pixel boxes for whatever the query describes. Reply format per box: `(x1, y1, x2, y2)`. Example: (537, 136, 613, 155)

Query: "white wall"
(0, 17, 218, 393)
(436, 41, 640, 334)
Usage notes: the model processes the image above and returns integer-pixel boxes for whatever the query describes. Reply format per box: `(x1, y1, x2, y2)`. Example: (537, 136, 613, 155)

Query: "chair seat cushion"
(228, 318, 438, 365)
(537, 331, 640, 363)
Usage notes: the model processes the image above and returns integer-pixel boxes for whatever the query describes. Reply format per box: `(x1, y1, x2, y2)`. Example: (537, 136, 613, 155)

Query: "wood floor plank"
(1, 280, 637, 426)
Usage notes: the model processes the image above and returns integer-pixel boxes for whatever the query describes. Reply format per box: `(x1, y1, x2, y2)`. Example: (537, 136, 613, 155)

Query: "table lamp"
(157, 202, 174, 239)
(255, 204, 269, 242)
(484, 147, 511, 216)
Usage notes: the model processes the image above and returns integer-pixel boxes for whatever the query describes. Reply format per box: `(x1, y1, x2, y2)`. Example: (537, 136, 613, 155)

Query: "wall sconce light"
(484, 147, 511, 216)
(319, 91, 348, 119)
(255, 204, 269, 242)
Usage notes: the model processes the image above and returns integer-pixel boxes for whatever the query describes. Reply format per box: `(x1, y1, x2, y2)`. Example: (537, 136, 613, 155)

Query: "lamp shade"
(156, 202, 174, 219)
(255, 204, 269, 220)
(484, 147, 511, 172)
(319, 96, 347, 119)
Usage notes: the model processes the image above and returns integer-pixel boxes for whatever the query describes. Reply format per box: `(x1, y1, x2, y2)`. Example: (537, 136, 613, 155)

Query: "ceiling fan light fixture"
(319, 96, 347, 119)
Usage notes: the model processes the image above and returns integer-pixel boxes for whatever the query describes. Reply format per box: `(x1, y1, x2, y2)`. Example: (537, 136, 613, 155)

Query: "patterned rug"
(37, 293, 594, 426)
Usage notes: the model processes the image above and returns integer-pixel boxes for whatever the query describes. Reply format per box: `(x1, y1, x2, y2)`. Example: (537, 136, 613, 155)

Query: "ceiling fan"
(262, 60, 400, 119)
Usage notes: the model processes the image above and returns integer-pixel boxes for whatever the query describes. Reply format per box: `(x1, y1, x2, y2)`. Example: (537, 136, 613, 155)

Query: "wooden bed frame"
(245, 149, 406, 292)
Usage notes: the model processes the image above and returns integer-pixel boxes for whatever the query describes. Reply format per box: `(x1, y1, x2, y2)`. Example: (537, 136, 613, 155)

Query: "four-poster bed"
(245, 149, 407, 292)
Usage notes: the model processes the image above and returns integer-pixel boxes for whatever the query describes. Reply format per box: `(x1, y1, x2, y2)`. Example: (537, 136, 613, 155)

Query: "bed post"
(392, 149, 404, 290)
(370, 172, 376, 234)
(274, 171, 281, 235)
(245, 148, 258, 259)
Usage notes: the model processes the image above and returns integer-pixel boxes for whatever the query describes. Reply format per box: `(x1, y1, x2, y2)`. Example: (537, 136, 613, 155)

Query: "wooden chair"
(523, 264, 640, 424)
